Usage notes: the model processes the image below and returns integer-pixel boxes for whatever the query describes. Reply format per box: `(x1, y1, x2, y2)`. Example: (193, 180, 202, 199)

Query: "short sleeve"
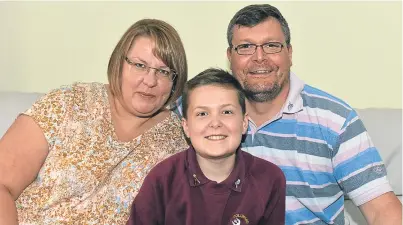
(23, 85, 75, 150)
(332, 110, 392, 206)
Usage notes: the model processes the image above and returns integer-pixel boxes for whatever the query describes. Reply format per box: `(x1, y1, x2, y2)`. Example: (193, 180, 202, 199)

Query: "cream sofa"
(0, 91, 401, 225)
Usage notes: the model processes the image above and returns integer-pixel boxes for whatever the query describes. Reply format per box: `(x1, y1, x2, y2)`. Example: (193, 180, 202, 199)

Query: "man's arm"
(332, 110, 401, 225)
(359, 192, 402, 225)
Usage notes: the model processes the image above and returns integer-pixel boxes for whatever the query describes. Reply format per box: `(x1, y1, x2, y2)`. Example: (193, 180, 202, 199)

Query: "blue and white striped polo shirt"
(174, 72, 392, 225)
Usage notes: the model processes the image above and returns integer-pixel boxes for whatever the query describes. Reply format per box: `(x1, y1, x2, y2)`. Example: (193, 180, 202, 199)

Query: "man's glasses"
(233, 42, 284, 55)
(125, 57, 177, 82)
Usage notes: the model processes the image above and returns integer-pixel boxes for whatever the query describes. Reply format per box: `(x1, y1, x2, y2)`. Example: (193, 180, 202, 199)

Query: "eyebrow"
(128, 57, 169, 69)
(237, 38, 283, 44)
(192, 104, 236, 110)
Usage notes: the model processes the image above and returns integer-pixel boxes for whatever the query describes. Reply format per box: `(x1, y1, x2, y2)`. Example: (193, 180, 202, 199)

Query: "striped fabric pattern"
(242, 84, 391, 225)
(173, 73, 392, 225)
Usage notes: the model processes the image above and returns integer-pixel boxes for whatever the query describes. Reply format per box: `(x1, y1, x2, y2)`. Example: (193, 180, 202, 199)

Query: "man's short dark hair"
(182, 68, 246, 119)
(227, 4, 291, 47)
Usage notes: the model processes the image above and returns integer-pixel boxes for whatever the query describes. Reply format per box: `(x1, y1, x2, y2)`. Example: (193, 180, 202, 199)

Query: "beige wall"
(1, 1, 401, 108)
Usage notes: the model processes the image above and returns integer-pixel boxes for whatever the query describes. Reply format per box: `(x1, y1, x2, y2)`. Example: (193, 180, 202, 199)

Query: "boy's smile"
(205, 134, 227, 141)
(182, 85, 248, 160)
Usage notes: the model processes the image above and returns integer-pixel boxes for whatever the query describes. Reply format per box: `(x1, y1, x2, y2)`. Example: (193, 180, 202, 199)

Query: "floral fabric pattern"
(16, 82, 188, 225)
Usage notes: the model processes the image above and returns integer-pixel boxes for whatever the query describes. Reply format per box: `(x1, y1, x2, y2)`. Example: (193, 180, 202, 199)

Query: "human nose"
(208, 114, 223, 128)
(142, 67, 158, 87)
(252, 45, 267, 62)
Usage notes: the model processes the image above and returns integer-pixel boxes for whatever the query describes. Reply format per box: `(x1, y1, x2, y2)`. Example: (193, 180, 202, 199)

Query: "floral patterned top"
(15, 82, 188, 225)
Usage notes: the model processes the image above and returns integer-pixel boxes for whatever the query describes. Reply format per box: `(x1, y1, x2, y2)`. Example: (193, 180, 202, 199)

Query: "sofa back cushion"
(0, 91, 43, 137)
(356, 108, 402, 196)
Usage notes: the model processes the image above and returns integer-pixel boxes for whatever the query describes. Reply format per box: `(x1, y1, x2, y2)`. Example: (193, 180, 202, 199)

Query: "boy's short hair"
(182, 68, 246, 119)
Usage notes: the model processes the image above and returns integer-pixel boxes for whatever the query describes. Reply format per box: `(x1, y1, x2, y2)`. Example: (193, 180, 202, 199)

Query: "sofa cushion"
(0, 91, 43, 138)
(355, 108, 402, 196)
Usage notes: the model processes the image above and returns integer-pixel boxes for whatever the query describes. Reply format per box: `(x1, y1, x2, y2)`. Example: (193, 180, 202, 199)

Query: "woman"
(0, 19, 188, 224)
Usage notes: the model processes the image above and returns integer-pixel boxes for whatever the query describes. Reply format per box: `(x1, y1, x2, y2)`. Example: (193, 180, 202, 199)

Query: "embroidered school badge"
(231, 214, 249, 224)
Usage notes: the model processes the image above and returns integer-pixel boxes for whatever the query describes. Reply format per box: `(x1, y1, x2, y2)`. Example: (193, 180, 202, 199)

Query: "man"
(225, 4, 402, 225)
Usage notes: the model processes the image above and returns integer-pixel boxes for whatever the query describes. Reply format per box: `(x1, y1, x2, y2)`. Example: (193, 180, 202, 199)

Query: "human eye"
(196, 111, 208, 117)
(265, 42, 282, 49)
(237, 43, 255, 49)
(156, 69, 170, 77)
(134, 63, 145, 68)
(235, 43, 257, 55)
(134, 62, 146, 69)
(263, 42, 283, 54)
(222, 110, 234, 115)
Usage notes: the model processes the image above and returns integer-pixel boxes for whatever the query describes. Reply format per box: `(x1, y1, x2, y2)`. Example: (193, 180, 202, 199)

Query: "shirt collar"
(185, 146, 246, 192)
(280, 71, 305, 114)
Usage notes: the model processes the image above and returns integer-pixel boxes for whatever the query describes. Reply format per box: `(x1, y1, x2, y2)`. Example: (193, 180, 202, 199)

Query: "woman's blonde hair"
(107, 19, 188, 106)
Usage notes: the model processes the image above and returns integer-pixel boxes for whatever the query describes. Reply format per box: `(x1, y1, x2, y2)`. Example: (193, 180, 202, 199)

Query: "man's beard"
(242, 74, 289, 102)
(243, 82, 282, 102)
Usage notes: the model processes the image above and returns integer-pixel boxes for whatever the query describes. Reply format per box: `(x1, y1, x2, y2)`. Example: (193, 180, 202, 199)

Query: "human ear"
(227, 47, 232, 62)
(181, 118, 190, 138)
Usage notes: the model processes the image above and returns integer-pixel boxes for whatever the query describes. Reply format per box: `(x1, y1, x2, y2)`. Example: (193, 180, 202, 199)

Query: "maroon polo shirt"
(127, 147, 286, 225)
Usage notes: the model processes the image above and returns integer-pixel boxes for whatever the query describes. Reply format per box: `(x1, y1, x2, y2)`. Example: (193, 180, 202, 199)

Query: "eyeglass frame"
(232, 42, 285, 55)
(124, 56, 177, 82)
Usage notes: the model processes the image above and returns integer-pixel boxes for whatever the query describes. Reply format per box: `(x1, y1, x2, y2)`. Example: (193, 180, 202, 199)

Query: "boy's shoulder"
(146, 149, 188, 182)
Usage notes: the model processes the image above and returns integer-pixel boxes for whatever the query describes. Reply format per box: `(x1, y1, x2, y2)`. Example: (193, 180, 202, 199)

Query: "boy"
(127, 68, 286, 225)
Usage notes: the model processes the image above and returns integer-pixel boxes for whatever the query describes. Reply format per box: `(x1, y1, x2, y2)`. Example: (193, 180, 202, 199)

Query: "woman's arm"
(0, 115, 49, 224)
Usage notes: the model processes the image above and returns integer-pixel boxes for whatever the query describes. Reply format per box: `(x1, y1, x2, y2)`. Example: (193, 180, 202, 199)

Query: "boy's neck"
(196, 153, 236, 183)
